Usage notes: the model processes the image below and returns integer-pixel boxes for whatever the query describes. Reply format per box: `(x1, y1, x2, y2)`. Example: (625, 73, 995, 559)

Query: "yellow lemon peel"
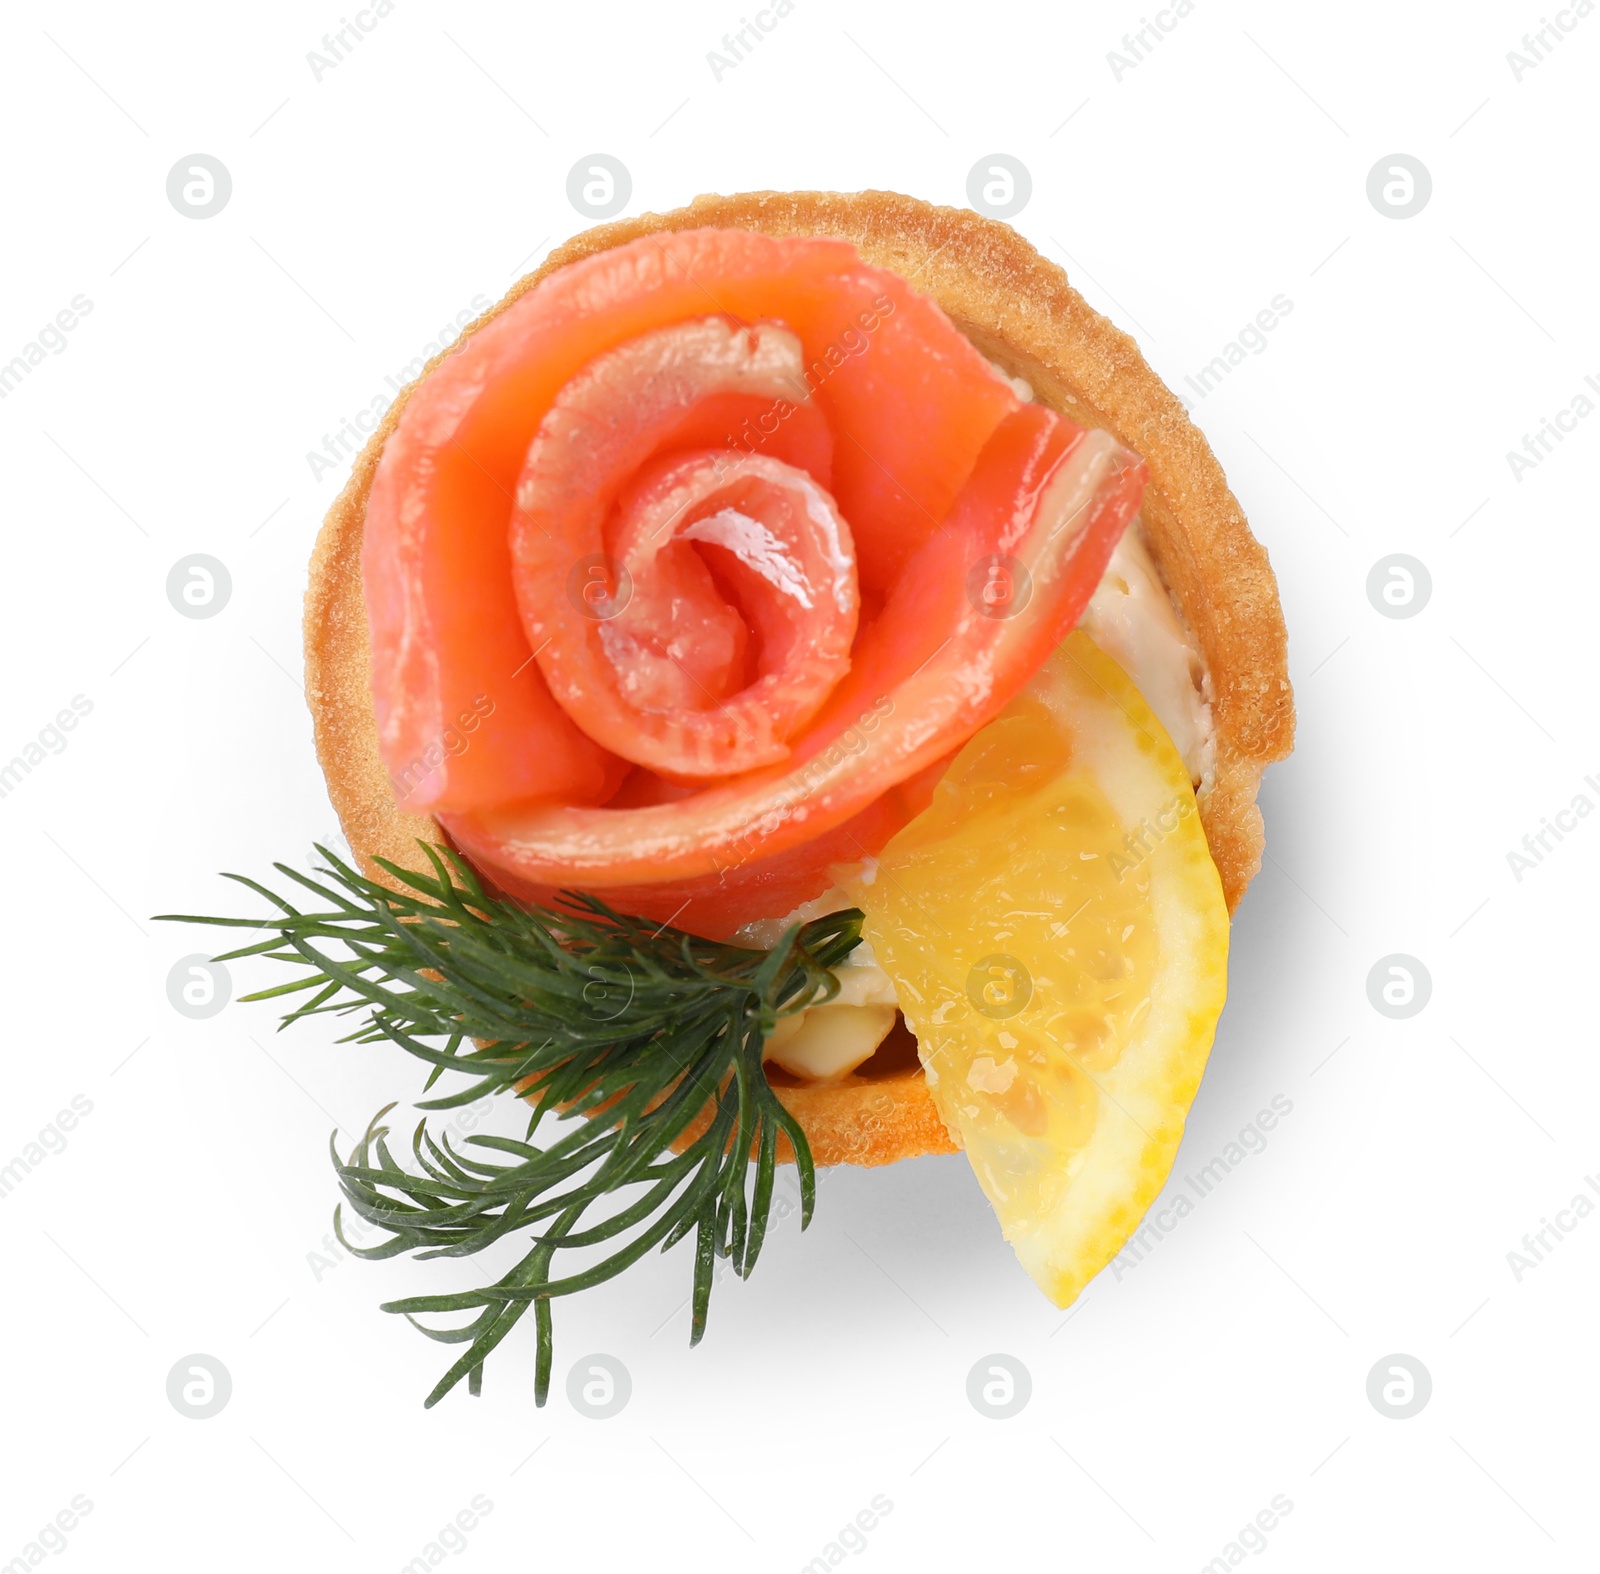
(848, 632, 1230, 1306)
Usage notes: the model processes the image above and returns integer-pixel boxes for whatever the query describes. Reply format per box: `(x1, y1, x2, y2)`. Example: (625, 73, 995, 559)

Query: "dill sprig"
(156, 842, 861, 1407)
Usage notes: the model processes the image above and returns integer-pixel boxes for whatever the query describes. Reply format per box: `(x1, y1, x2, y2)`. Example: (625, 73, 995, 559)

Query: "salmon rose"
(363, 228, 1146, 936)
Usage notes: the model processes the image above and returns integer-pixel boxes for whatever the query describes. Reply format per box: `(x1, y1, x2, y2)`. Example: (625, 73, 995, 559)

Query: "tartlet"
(305, 188, 1294, 1169)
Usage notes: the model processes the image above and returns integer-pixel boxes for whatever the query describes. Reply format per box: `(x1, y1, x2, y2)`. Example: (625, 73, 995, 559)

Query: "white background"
(2, 0, 1596, 1569)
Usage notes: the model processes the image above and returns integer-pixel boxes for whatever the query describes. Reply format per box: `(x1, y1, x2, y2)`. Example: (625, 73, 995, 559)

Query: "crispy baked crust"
(305, 189, 1294, 1171)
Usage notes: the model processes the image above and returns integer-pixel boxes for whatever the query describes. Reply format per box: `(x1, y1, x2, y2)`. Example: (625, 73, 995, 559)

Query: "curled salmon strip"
(362, 227, 1147, 934)
(512, 319, 859, 781)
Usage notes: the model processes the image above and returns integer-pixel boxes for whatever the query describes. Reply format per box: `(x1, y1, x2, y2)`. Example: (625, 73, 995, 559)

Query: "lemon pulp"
(847, 632, 1229, 1306)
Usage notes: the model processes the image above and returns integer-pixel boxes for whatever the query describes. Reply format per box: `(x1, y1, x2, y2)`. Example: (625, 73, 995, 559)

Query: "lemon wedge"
(847, 631, 1229, 1306)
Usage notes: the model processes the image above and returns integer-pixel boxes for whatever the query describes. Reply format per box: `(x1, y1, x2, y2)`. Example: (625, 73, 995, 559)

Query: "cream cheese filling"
(1079, 524, 1215, 792)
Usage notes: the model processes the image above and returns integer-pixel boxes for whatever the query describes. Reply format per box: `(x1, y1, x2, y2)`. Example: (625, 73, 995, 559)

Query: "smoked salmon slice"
(362, 228, 1146, 934)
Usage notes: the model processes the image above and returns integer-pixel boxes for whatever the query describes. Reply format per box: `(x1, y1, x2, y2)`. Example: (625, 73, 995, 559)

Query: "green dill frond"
(157, 842, 862, 1407)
